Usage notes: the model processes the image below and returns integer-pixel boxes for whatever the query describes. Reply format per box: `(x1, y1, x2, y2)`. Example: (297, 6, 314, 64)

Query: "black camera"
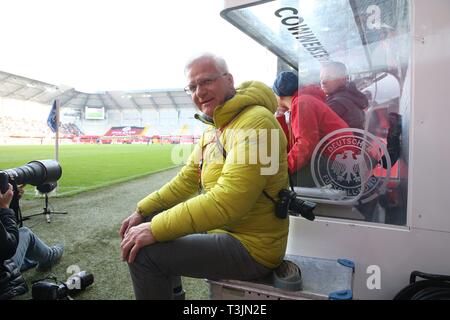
(275, 189, 316, 221)
(32, 271, 94, 300)
(0, 160, 62, 194)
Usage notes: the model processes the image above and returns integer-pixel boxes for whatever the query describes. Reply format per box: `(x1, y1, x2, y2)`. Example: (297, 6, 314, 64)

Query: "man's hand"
(17, 184, 26, 199)
(119, 211, 144, 239)
(120, 222, 156, 263)
(0, 184, 14, 209)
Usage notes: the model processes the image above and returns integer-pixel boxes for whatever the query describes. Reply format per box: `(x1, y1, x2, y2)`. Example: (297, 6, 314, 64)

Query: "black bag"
(0, 259, 28, 300)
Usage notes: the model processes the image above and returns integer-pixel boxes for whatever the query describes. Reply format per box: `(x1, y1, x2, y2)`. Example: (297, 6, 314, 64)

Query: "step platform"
(207, 255, 354, 300)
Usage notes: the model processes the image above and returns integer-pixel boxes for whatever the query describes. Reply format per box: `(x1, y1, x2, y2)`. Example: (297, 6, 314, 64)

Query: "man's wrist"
(135, 208, 145, 217)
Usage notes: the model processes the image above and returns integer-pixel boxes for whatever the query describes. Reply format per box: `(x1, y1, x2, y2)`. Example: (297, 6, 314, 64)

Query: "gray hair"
(184, 53, 229, 75)
(322, 61, 348, 78)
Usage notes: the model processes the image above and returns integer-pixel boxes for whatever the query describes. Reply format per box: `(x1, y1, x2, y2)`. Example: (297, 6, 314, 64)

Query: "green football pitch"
(0, 144, 190, 197)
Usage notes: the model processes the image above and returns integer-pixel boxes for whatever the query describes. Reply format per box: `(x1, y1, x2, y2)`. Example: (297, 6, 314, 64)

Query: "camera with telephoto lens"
(0, 159, 62, 194)
(275, 189, 316, 221)
(32, 271, 94, 300)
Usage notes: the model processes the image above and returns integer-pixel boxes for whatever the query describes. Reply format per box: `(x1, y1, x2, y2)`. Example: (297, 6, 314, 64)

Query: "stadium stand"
(0, 115, 54, 144)
(0, 116, 52, 137)
(92, 125, 201, 145)
(0, 71, 204, 145)
(60, 123, 84, 136)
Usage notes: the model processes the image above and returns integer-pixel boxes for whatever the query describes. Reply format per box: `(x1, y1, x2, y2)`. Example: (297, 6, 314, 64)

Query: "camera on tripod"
(32, 271, 94, 300)
(0, 159, 62, 194)
(275, 189, 316, 221)
(0, 160, 64, 223)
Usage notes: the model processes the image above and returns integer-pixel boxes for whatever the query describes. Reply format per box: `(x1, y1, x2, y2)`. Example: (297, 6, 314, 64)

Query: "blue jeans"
(12, 227, 54, 272)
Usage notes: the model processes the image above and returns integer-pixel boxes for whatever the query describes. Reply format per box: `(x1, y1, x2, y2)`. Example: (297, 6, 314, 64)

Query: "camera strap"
(288, 174, 296, 192)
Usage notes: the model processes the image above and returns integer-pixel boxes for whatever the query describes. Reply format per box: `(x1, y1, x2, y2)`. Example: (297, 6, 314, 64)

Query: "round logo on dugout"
(311, 128, 391, 204)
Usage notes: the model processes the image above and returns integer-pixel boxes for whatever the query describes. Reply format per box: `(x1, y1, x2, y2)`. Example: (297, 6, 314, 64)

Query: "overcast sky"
(0, 0, 276, 93)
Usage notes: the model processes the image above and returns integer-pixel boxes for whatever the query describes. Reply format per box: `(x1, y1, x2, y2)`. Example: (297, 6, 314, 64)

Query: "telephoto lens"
(0, 160, 62, 188)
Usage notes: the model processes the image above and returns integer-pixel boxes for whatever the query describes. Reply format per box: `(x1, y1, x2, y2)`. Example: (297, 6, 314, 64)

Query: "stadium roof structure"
(0, 70, 197, 112)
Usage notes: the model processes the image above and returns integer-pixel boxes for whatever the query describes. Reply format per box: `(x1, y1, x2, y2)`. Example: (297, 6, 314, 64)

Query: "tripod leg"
(44, 193, 67, 222)
(21, 193, 67, 222)
(45, 195, 51, 223)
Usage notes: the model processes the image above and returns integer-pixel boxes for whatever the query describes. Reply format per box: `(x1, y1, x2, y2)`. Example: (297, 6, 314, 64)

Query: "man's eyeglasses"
(184, 73, 227, 95)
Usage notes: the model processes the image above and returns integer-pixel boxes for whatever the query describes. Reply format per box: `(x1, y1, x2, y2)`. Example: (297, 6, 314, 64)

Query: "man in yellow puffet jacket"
(120, 53, 289, 300)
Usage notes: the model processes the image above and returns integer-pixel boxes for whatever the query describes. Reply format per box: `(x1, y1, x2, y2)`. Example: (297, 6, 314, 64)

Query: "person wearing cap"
(273, 71, 349, 186)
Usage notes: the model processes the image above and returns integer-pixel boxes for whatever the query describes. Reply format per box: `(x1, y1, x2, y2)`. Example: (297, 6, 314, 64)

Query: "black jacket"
(326, 82, 368, 129)
(0, 208, 28, 300)
(0, 208, 18, 261)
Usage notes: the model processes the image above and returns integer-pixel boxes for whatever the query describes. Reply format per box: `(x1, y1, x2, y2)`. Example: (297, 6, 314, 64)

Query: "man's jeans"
(12, 227, 53, 271)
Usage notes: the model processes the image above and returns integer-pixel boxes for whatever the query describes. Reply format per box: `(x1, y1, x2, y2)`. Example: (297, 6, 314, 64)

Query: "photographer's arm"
(0, 184, 19, 261)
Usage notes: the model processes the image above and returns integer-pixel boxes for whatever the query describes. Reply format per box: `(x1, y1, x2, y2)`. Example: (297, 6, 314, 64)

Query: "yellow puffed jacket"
(137, 81, 289, 268)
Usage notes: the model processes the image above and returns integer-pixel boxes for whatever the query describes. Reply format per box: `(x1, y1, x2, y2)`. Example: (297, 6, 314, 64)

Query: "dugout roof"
(0, 70, 196, 112)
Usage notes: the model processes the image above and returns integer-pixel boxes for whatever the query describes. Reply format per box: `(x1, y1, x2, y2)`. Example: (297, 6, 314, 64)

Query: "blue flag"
(47, 100, 58, 133)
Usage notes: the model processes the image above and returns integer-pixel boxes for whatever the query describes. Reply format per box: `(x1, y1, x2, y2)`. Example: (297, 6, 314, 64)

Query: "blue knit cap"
(272, 71, 299, 97)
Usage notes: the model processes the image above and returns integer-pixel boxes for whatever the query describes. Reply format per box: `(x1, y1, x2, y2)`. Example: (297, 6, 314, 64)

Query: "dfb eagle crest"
(331, 150, 370, 183)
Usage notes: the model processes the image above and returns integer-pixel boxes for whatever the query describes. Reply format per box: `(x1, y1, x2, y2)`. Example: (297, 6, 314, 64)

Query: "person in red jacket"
(273, 71, 350, 186)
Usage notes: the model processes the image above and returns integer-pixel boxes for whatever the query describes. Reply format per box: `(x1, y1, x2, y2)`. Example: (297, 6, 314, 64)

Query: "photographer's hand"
(119, 211, 144, 239)
(120, 222, 156, 263)
(17, 184, 26, 199)
(0, 184, 14, 208)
